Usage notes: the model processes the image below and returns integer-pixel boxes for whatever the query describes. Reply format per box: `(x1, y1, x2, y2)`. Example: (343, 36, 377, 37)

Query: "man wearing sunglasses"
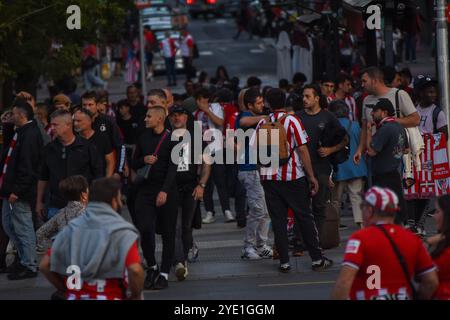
(36, 110, 104, 221)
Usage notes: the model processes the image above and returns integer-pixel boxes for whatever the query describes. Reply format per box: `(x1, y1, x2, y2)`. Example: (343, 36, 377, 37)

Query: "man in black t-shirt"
(127, 84, 147, 121)
(169, 106, 211, 281)
(73, 108, 115, 177)
(297, 84, 348, 242)
(81, 91, 126, 175)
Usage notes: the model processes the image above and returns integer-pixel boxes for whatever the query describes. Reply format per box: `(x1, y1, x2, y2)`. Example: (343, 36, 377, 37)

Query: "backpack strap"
(432, 106, 443, 134)
(395, 89, 401, 118)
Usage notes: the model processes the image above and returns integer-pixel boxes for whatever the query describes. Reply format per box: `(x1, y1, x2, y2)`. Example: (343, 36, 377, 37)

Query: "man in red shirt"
(331, 186, 438, 300)
(40, 177, 144, 300)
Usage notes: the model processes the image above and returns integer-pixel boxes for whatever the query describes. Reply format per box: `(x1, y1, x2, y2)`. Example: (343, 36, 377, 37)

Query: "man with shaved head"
(132, 106, 177, 290)
(147, 89, 168, 110)
(36, 110, 104, 220)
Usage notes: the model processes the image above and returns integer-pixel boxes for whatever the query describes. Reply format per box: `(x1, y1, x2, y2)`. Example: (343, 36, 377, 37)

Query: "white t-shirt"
(416, 104, 447, 134)
(193, 103, 224, 154)
(362, 88, 417, 124)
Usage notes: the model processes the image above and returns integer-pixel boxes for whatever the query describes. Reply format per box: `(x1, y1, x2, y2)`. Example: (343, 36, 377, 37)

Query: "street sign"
(135, 0, 151, 10)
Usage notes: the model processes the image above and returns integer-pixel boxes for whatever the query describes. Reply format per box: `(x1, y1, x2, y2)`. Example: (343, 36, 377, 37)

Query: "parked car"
(184, 0, 227, 19)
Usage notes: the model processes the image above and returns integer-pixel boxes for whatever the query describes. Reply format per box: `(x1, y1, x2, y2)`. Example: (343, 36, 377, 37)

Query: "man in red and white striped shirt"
(251, 88, 333, 273)
(160, 32, 178, 87)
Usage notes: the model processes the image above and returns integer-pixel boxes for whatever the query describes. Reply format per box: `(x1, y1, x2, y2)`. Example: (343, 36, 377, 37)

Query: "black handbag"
(134, 130, 169, 185)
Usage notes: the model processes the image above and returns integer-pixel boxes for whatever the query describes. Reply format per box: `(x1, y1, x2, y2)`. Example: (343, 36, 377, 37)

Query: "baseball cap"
(169, 105, 190, 116)
(373, 98, 395, 116)
(414, 75, 438, 93)
(364, 186, 399, 214)
(53, 94, 71, 106)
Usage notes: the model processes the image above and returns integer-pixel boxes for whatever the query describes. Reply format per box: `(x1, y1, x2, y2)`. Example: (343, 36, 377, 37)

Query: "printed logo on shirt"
(100, 124, 106, 132)
(345, 239, 361, 254)
(177, 143, 189, 172)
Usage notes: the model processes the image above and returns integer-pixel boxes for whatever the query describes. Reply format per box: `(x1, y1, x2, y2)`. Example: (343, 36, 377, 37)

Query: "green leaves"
(0, 0, 132, 83)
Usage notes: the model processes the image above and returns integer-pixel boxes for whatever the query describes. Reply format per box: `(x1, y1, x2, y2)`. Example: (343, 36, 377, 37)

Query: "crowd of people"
(0, 61, 449, 300)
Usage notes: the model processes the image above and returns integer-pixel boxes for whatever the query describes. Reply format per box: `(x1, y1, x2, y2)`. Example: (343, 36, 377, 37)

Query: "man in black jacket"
(0, 100, 43, 280)
(35, 110, 104, 220)
(132, 106, 177, 290)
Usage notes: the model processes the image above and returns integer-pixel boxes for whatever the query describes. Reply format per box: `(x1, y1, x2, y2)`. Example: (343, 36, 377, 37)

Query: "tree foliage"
(0, 0, 133, 84)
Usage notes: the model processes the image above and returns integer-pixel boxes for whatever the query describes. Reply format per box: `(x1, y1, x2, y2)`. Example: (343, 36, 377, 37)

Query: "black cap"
(414, 75, 438, 93)
(169, 105, 190, 116)
(373, 98, 395, 116)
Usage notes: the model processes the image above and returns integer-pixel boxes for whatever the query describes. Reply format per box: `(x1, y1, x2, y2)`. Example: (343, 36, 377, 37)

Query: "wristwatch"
(198, 183, 206, 188)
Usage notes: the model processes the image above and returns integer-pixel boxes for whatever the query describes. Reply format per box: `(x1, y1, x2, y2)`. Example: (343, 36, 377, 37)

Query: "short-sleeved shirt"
(362, 88, 417, 124)
(48, 241, 141, 300)
(250, 112, 310, 181)
(298, 109, 344, 176)
(343, 224, 436, 300)
(416, 104, 447, 134)
(433, 247, 450, 300)
(86, 132, 113, 176)
(370, 121, 406, 175)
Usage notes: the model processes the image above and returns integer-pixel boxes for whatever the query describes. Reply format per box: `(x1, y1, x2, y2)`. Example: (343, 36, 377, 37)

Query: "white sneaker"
(257, 245, 273, 259)
(224, 210, 235, 223)
(202, 212, 216, 224)
(175, 262, 188, 281)
(241, 247, 261, 260)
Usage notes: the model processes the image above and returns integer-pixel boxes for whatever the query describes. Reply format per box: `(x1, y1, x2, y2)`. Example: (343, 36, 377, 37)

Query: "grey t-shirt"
(362, 88, 416, 124)
(370, 121, 406, 175)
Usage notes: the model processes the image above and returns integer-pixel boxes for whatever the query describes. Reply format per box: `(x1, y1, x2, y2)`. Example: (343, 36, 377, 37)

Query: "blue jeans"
(164, 57, 176, 85)
(404, 33, 417, 61)
(2, 200, 20, 250)
(83, 67, 105, 90)
(4, 200, 37, 271)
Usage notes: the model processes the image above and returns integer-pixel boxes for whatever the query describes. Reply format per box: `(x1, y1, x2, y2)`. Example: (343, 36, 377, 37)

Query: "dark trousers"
(164, 57, 176, 85)
(372, 170, 407, 224)
(406, 199, 428, 224)
(312, 174, 332, 242)
(262, 178, 323, 264)
(204, 163, 231, 215)
(134, 186, 178, 274)
(174, 183, 197, 264)
(226, 164, 247, 225)
(182, 57, 195, 80)
(0, 200, 9, 267)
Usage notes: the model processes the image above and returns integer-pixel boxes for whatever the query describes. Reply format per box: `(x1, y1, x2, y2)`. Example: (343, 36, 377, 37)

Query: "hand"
(192, 185, 205, 201)
(123, 163, 130, 178)
(1, 111, 13, 123)
(144, 155, 158, 165)
(36, 201, 45, 219)
(353, 149, 362, 164)
(307, 176, 319, 197)
(197, 100, 209, 113)
(8, 193, 18, 204)
(156, 192, 168, 207)
(318, 147, 333, 158)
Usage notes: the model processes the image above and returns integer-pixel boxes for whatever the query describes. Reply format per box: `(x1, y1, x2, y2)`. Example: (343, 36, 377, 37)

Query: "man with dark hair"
(366, 98, 407, 224)
(278, 79, 290, 93)
(133, 107, 177, 290)
(331, 186, 438, 300)
(252, 88, 332, 272)
(82, 91, 126, 175)
(126, 84, 146, 121)
(321, 75, 335, 103)
(298, 84, 348, 244)
(73, 108, 115, 177)
(40, 177, 144, 300)
(330, 73, 358, 121)
(0, 99, 44, 280)
(292, 72, 307, 89)
(382, 66, 402, 88)
(246, 76, 262, 89)
(354, 67, 420, 164)
(36, 110, 103, 220)
(236, 88, 273, 260)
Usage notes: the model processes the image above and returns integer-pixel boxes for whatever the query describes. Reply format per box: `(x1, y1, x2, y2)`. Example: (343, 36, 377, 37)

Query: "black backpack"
(329, 120, 352, 167)
(432, 106, 443, 134)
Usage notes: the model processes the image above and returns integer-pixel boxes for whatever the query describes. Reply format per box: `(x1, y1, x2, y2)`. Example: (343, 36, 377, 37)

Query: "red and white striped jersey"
(329, 93, 358, 121)
(404, 133, 450, 199)
(252, 111, 310, 181)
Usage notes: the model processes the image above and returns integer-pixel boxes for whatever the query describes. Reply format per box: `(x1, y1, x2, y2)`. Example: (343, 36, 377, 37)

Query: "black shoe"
(312, 257, 334, 271)
(144, 267, 159, 290)
(278, 263, 291, 273)
(7, 268, 38, 280)
(339, 224, 348, 230)
(152, 275, 168, 290)
(5, 259, 23, 274)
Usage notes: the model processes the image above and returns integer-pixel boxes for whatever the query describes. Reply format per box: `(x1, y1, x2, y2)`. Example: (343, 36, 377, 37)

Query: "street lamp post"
(138, 9, 147, 97)
(435, 0, 450, 158)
